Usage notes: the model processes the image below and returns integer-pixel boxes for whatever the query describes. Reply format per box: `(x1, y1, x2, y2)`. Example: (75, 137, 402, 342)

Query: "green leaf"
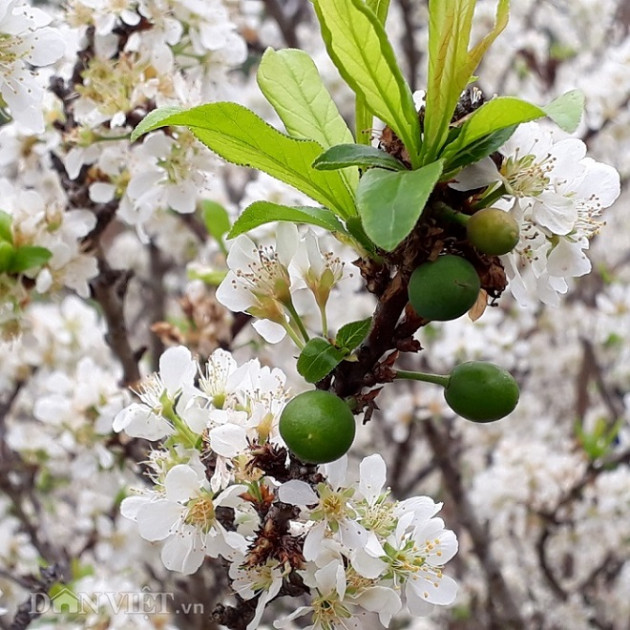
(542, 89, 584, 133)
(202, 200, 231, 242)
(228, 201, 349, 239)
(441, 96, 544, 163)
(129, 103, 357, 219)
(444, 125, 516, 174)
(257, 47, 359, 195)
(130, 106, 185, 141)
(421, 0, 509, 164)
(256, 49, 354, 149)
(442, 91, 585, 171)
(0, 210, 13, 244)
(313, 0, 421, 167)
(366, 0, 391, 24)
(335, 318, 372, 351)
(297, 337, 346, 383)
(313, 144, 407, 172)
(357, 160, 444, 251)
(187, 267, 228, 286)
(0, 241, 14, 272)
(9, 246, 52, 273)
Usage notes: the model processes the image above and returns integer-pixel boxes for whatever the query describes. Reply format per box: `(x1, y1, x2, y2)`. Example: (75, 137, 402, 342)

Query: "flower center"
(501, 150, 554, 198)
(184, 493, 216, 533)
(236, 245, 292, 305)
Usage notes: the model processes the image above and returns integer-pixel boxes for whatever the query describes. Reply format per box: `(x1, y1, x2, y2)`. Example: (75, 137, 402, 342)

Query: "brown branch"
(423, 419, 526, 629)
(535, 527, 568, 601)
(396, 0, 422, 90)
(90, 254, 142, 386)
(8, 565, 64, 630)
(148, 242, 168, 372)
(261, 0, 304, 48)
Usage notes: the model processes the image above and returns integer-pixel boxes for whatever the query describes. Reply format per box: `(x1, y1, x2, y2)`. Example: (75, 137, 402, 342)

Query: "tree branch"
(423, 419, 526, 629)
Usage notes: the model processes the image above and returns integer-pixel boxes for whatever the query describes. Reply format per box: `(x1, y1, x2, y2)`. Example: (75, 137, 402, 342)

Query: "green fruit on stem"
(466, 208, 520, 256)
(444, 361, 519, 422)
(279, 390, 356, 464)
(408, 255, 481, 321)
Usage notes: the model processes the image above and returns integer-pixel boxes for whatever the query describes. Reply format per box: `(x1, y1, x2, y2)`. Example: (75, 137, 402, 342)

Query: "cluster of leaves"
(131, 0, 584, 385)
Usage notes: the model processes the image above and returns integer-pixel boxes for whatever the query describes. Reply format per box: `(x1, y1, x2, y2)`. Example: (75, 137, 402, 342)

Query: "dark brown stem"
(90, 253, 142, 386)
(334, 269, 411, 397)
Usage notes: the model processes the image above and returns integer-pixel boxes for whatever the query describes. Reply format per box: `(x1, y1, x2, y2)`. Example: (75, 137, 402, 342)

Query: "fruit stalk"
(394, 369, 450, 388)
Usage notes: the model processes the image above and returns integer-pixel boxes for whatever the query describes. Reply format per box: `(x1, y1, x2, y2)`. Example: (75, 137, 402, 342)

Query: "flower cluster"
(115, 346, 459, 627)
(452, 122, 620, 306)
(216, 224, 350, 345)
(0, 0, 64, 132)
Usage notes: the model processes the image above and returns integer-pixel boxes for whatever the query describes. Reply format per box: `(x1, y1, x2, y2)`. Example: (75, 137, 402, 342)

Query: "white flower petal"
(161, 532, 205, 574)
(359, 454, 386, 504)
(137, 500, 182, 541)
(164, 464, 201, 502)
(209, 424, 248, 457)
(159, 346, 196, 397)
(278, 480, 318, 506)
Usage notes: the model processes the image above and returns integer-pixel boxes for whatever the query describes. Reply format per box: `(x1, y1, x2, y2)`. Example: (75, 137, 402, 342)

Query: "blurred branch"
(148, 242, 168, 372)
(423, 419, 526, 629)
(396, 0, 422, 90)
(90, 253, 143, 387)
(261, 0, 309, 48)
(8, 565, 64, 630)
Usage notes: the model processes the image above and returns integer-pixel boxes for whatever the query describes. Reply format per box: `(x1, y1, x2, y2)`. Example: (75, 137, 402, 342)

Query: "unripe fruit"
(408, 255, 481, 321)
(279, 390, 356, 464)
(444, 361, 519, 422)
(466, 208, 520, 256)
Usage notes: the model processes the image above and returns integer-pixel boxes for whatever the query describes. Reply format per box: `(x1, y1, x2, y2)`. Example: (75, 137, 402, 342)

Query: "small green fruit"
(279, 390, 356, 464)
(444, 361, 519, 422)
(466, 208, 520, 256)
(408, 255, 481, 321)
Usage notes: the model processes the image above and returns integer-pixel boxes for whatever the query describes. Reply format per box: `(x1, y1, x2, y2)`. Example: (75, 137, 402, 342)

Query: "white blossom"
(0, 0, 64, 132)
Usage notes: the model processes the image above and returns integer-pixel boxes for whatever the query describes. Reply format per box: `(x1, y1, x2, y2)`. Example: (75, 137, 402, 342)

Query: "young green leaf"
(187, 267, 228, 286)
(357, 1, 390, 144)
(228, 201, 350, 239)
(421, 0, 509, 164)
(297, 337, 346, 383)
(0, 241, 14, 272)
(0, 211, 13, 244)
(9, 245, 52, 273)
(257, 48, 355, 149)
(441, 97, 544, 164)
(441, 90, 585, 172)
(202, 200, 231, 249)
(313, 0, 421, 167)
(313, 144, 407, 172)
(335, 318, 372, 352)
(366, 0, 391, 24)
(443, 125, 516, 174)
(257, 48, 359, 194)
(542, 89, 584, 133)
(129, 102, 357, 219)
(356, 160, 444, 252)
